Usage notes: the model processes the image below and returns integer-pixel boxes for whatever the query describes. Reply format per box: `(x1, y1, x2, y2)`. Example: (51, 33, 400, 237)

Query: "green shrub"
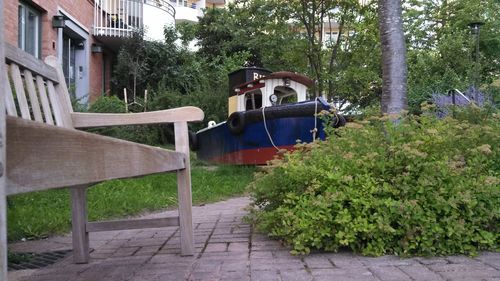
(89, 95, 126, 113)
(249, 107, 499, 256)
(87, 96, 163, 145)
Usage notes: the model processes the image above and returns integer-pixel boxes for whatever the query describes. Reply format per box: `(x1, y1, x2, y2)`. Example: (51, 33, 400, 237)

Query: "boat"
(194, 67, 346, 165)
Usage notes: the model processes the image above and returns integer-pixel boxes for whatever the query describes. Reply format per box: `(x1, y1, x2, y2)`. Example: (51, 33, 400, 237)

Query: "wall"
(4, 0, 107, 103)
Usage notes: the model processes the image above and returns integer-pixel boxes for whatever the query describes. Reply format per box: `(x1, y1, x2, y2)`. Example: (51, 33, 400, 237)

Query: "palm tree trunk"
(378, 0, 408, 114)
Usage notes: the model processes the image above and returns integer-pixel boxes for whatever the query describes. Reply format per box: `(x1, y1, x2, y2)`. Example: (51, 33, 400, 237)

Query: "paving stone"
(152, 230, 176, 239)
(95, 255, 150, 265)
(428, 263, 500, 280)
(6, 197, 500, 281)
(274, 259, 307, 270)
(135, 263, 192, 275)
(221, 260, 248, 272)
(128, 274, 159, 281)
(156, 272, 190, 281)
(89, 231, 119, 241)
(111, 246, 139, 257)
(228, 242, 249, 252)
(149, 253, 195, 264)
(200, 252, 248, 262)
(398, 264, 445, 281)
(251, 259, 277, 271)
(188, 270, 220, 281)
(90, 252, 113, 259)
(251, 269, 281, 281)
(22, 274, 77, 281)
(251, 251, 273, 259)
(194, 260, 223, 271)
(416, 257, 450, 265)
(328, 253, 365, 268)
(272, 250, 297, 258)
(213, 228, 233, 235)
(369, 265, 412, 281)
(359, 255, 417, 267)
(475, 252, 500, 270)
(220, 270, 250, 281)
(446, 255, 485, 264)
(304, 255, 335, 269)
(311, 268, 378, 281)
(212, 232, 247, 237)
(205, 243, 228, 252)
(126, 238, 166, 247)
(134, 245, 162, 256)
(31, 263, 90, 276)
(280, 269, 314, 281)
(210, 237, 249, 243)
(196, 223, 217, 230)
(102, 264, 143, 281)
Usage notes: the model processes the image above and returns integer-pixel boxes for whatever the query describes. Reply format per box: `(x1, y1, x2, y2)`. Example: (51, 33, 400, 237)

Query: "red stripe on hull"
(210, 145, 297, 165)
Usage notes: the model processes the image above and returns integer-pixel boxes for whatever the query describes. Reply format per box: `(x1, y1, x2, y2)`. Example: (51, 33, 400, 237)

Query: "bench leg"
(175, 122, 194, 256)
(71, 185, 89, 263)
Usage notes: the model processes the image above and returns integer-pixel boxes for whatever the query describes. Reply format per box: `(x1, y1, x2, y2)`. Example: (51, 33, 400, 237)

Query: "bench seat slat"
(10, 64, 31, 120)
(35, 75, 54, 125)
(24, 70, 43, 122)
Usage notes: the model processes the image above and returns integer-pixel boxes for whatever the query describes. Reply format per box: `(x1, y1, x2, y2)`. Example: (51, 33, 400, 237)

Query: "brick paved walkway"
(8, 197, 500, 281)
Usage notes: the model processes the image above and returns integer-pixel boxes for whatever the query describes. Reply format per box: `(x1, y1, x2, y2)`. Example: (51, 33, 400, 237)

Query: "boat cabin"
(227, 68, 314, 116)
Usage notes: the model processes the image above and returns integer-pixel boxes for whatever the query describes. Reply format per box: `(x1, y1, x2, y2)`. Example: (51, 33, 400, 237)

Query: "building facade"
(172, 0, 229, 23)
(5, 0, 175, 104)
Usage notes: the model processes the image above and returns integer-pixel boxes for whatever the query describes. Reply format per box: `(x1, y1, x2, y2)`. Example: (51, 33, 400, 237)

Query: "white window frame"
(18, 2, 41, 58)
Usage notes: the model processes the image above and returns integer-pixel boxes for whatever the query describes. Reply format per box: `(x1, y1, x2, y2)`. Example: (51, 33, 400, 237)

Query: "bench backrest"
(4, 43, 73, 128)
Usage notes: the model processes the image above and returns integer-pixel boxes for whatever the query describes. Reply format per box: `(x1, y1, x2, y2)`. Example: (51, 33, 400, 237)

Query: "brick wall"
(4, 0, 108, 102)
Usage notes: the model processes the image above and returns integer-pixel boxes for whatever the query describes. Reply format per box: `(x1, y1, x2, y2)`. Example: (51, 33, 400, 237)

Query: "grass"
(7, 165, 256, 242)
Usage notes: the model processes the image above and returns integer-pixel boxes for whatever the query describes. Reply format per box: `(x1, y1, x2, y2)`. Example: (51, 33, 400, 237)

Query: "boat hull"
(196, 100, 336, 165)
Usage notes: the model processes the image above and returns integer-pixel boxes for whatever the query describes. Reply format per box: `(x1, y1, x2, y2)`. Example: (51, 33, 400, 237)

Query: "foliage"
(249, 107, 499, 256)
(7, 165, 256, 241)
(86, 96, 163, 145)
(88, 95, 126, 113)
(107, 1, 500, 125)
(404, 0, 500, 112)
(111, 27, 249, 128)
(196, 0, 307, 72)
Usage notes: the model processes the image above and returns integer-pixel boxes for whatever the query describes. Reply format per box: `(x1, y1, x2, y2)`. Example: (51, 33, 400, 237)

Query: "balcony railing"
(145, 0, 175, 17)
(93, 0, 175, 38)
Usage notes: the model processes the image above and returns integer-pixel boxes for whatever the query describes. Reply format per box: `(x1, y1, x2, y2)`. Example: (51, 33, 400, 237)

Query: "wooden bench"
(2, 42, 204, 265)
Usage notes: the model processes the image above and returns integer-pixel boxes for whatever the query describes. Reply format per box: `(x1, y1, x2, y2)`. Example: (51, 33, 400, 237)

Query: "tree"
(403, 0, 500, 111)
(378, 0, 408, 114)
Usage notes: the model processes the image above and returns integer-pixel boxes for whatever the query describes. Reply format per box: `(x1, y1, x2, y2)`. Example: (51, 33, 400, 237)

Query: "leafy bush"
(88, 95, 126, 113)
(87, 96, 163, 145)
(249, 107, 499, 256)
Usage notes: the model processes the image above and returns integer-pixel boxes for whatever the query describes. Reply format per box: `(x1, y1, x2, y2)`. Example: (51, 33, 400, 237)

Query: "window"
(325, 32, 338, 44)
(245, 91, 262, 110)
(18, 2, 41, 58)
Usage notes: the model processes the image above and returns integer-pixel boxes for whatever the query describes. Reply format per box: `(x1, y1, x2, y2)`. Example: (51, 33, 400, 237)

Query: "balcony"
(170, 0, 205, 23)
(93, 0, 175, 49)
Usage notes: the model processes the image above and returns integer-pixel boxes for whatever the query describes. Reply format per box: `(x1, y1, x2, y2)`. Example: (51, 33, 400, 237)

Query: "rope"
(262, 106, 280, 151)
(311, 97, 319, 141)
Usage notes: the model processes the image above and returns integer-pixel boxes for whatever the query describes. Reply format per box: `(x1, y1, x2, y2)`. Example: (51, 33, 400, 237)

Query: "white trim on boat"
(197, 121, 227, 133)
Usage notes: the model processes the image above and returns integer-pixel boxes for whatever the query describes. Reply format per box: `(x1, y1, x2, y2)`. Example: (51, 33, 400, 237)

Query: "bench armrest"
(71, 106, 204, 128)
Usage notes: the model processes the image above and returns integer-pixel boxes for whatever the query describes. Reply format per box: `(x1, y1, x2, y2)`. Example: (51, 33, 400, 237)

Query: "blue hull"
(196, 99, 334, 165)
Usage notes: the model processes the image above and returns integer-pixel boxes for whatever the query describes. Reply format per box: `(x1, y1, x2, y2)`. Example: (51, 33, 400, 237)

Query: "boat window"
(245, 91, 262, 110)
(274, 86, 298, 105)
